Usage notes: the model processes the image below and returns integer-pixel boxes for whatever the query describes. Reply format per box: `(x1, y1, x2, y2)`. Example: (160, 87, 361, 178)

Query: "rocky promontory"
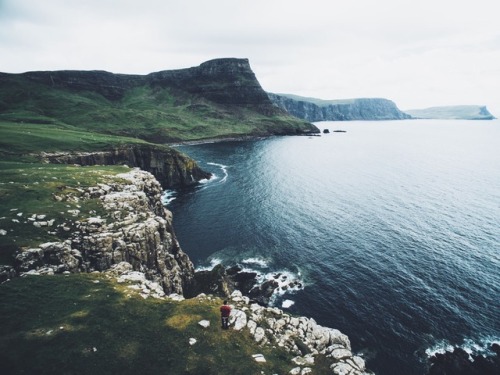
(37, 144, 210, 189)
(11, 168, 195, 295)
(268, 93, 411, 121)
(405, 105, 496, 120)
(3, 167, 373, 374)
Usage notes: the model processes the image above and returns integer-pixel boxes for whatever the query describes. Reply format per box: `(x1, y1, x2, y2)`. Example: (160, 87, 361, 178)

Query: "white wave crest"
(195, 257, 223, 271)
(241, 257, 269, 268)
(282, 299, 295, 309)
(425, 336, 500, 359)
(161, 190, 176, 206)
(207, 162, 228, 183)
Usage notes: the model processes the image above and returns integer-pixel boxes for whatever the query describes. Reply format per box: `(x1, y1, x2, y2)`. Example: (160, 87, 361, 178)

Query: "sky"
(1, 0, 499, 115)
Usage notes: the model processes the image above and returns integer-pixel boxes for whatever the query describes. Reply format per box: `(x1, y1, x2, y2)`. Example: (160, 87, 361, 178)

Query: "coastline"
(166, 132, 320, 147)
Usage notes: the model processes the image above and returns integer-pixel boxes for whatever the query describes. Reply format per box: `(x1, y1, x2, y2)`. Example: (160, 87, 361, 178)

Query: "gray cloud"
(1, 0, 499, 115)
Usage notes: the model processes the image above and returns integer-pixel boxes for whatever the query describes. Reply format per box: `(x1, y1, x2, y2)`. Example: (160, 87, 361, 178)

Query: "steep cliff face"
(269, 93, 412, 121)
(13, 169, 195, 295)
(38, 144, 211, 189)
(149, 58, 278, 114)
(0, 58, 318, 142)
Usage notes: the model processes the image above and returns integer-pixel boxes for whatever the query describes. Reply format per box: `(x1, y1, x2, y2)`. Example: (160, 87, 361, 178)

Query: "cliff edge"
(0, 58, 318, 142)
(10, 168, 195, 295)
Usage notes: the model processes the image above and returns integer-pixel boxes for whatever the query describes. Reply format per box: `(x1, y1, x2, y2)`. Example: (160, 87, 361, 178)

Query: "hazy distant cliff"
(405, 105, 496, 120)
(268, 93, 411, 121)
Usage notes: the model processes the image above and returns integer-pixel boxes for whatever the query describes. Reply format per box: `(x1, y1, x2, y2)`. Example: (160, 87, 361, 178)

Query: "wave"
(195, 257, 223, 272)
(161, 190, 177, 206)
(207, 162, 228, 184)
(425, 336, 500, 359)
(241, 257, 269, 268)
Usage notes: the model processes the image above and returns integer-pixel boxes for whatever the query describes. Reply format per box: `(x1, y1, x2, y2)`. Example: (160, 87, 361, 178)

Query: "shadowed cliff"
(0, 58, 319, 143)
(269, 93, 411, 121)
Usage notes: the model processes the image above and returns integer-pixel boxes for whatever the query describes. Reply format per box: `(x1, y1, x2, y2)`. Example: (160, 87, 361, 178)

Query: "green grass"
(0, 121, 151, 158)
(0, 162, 130, 263)
(0, 274, 305, 375)
(0, 73, 315, 144)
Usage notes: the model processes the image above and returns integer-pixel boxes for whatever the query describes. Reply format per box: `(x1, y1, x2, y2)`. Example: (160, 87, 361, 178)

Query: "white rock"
(189, 338, 197, 346)
(254, 327, 266, 343)
(350, 356, 366, 371)
(168, 293, 185, 301)
(330, 348, 353, 360)
(292, 354, 315, 366)
(252, 354, 266, 363)
(229, 309, 247, 331)
(247, 319, 257, 335)
(0, 229, 7, 236)
(301, 368, 312, 375)
(231, 290, 243, 298)
(198, 320, 210, 328)
(289, 367, 301, 375)
(330, 362, 355, 375)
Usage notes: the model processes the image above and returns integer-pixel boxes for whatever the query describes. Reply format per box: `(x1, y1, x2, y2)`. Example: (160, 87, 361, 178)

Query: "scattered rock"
(198, 320, 210, 328)
(252, 354, 266, 363)
(229, 309, 247, 331)
(189, 338, 197, 346)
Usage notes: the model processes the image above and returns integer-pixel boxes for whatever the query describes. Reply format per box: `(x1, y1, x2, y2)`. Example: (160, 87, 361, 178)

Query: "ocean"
(166, 120, 500, 375)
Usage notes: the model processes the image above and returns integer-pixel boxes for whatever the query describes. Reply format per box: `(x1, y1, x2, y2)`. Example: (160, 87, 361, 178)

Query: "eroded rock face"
(14, 169, 194, 295)
(269, 94, 411, 122)
(39, 144, 211, 189)
(223, 292, 374, 375)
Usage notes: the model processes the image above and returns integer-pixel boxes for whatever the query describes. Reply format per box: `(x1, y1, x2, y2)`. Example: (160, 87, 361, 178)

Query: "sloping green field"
(0, 274, 333, 375)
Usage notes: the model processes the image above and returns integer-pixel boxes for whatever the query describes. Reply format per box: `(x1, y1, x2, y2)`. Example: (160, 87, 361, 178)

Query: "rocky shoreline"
(1, 167, 373, 374)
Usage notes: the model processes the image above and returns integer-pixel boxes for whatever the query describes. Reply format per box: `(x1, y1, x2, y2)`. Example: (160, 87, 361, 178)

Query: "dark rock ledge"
(37, 144, 211, 189)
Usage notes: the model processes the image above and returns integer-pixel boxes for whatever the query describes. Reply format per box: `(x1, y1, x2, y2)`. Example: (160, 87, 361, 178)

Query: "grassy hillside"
(0, 274, 333, 375)
(0, 64, 317, 144)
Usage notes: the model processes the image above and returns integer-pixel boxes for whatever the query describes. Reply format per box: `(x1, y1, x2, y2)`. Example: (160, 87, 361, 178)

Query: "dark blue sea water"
(167, 120, 500, 375)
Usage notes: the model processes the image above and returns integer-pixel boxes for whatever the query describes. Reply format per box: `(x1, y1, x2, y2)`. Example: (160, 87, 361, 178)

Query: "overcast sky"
(1, 0, 499, 115)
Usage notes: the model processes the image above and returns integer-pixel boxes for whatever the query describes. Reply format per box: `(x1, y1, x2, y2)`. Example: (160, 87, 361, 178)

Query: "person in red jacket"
(220, 300, 231, 329)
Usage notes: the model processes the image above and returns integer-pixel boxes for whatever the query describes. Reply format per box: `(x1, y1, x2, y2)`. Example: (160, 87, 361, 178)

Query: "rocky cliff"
(269, 93, 412, 121)
(149, 58, 279, 115)
(38, 144, 211, 189)
(405, 105, 496, 120)
(5, 167, 373, 374)
(0, 58, 318, 142)
(12, 168, 195, 295)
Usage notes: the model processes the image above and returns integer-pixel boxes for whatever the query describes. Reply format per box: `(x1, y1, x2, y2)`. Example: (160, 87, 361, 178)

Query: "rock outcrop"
(38, 144, 211, 189)
(13, 168, 194, 295)
(269, 93, 412, 121)
(219, 290, 374, 375)
(149, 58, 279, 115)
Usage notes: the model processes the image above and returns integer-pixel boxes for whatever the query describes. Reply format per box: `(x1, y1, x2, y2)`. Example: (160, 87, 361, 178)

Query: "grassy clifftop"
(0, 59, 317, 144)
(1, 274, 333, 375)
